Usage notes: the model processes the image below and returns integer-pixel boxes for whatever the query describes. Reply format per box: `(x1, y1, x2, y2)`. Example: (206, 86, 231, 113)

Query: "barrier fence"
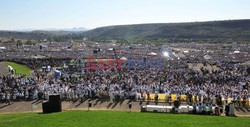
(142, 94, 250, 107)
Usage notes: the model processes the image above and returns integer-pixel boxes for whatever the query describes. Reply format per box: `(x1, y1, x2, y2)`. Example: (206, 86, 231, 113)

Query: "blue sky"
(0, 0, 249, 30)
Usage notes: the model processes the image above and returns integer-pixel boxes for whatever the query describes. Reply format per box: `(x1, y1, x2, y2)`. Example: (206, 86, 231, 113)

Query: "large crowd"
(0, 58, 249, 107)
(0, 42, 249, 108)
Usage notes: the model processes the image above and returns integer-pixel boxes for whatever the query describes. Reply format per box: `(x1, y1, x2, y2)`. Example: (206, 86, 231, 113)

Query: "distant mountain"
(0, 30, 52, 40)
(0, 29, 86, 41)
(14, 27, 87, 32)
(41, 27, 87, 32)
(60, 27, 87, 32)
(1, 20, 250, 43)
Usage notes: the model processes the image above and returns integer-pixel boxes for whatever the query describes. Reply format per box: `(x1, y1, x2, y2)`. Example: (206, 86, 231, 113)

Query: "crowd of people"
(0, 42, 249, 110)
(0, 58, 249, 107)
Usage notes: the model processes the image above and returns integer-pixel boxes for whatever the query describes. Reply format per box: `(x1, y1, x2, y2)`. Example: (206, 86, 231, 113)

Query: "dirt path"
(0, 62, 10, 76)
(0, 100, 249, 117)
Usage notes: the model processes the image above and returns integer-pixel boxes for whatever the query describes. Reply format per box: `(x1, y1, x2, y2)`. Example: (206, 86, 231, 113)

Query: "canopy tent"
(233, 51, 240, 54)
(120, 57, 127, 61)
(107, 48, 114, 51)
(147, 52, 157, 56)
(0, 47, 6, 50)
(204, 55, 212, 60)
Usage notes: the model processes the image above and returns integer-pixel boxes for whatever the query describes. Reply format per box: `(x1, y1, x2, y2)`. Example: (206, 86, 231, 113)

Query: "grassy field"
(0, 111, 249, 127)
(4, 62, 31, 76)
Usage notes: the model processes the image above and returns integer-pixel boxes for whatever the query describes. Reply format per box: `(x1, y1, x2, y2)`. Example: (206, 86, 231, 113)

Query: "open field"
(4, 62, 31, 76)
(0, 111, 249, 127)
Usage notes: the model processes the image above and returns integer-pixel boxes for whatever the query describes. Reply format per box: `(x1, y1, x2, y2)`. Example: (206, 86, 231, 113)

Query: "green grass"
(0, 111, 249, 127)
(4, 62, 31, 76)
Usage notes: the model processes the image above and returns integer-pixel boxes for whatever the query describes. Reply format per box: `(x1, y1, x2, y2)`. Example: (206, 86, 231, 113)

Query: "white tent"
(204, 55, 212, 60)
(120, 57, 127, 61)
(233, 51, 240, 54)
(0, 47, 6, 50)
(147, 52, 157, 56)
(107, 48, 114, 51)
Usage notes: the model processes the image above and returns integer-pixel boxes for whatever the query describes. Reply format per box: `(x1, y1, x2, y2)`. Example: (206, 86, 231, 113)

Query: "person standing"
(225, 104, 229, 116)
(6, 92, 11, 105)
(229, 102, 235, 116)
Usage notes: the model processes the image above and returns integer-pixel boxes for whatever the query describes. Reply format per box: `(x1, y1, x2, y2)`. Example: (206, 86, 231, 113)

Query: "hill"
(83, 19, 250, 43)
(0, 30, 82, 42)
(0, 111, 249, 127)
(1, 19, 250, 43)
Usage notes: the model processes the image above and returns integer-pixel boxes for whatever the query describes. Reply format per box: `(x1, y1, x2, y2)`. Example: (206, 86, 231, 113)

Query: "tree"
(25, 40, 33, 45)
(16, 40, 22, 49)
(11, 38, 15, 42)
(17, 40, 22, 45)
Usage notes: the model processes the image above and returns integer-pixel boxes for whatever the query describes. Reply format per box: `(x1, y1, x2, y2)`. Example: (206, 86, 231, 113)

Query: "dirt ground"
(0, 62, 10, 76)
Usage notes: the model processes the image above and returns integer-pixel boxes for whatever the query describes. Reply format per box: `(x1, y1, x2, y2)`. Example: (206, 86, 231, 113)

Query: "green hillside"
(1, 19, 250, 43)
(83, 19, 250, 43)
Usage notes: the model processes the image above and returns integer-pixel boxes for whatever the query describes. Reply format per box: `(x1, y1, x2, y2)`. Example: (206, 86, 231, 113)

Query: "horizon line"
(1, 18, 249, 32)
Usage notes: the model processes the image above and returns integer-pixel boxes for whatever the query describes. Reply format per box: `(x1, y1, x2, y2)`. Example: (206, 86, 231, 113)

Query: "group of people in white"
(0, 59, 249, 110)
